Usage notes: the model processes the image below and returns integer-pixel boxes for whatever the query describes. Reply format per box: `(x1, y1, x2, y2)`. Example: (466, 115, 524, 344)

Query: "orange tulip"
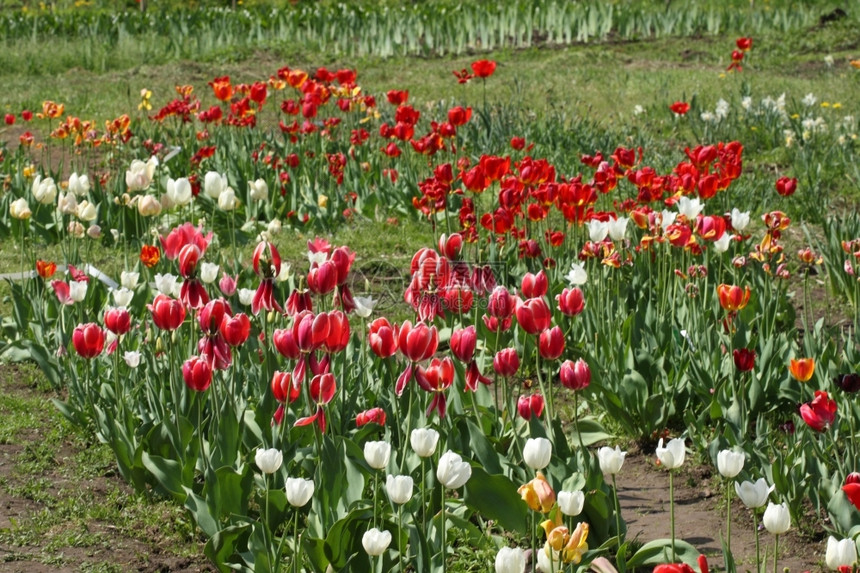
(36, 260, 57, 279)
(717, 284, 751, 312)
(789, 358, 815, 382)
(518, 472, 556, 513)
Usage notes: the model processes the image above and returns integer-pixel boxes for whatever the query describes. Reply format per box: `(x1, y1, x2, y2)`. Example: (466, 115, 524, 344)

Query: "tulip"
(559, 358, 590, 391)
(123, 351, 141, 368)
(438, 233, 463, 259)
(32, 175, 57, 204)
(364, 441, 391, 470)
(182, 356, 212, 391)
(825, 536, 857, 570)
(385, 474, 413, 505)
(656, 438, 686, 469)
(523, 437, 552, 471)
(608, 217, 629, 241)
(735, 478, 773, 508)
(494, 547, 526, 573)
(800, 390, 837, 432)
(361, 528, 392, 557)
(538, 326, 565, 360)
(69, 280, 88, 302)
(598, 446, 626, 475)
(471, 59, 496, 78)
(843, 481, 860, 511)
(255, 448, 283, 474)
(835, 373, 860, 393)
(204, 171, 228, 199)
(493, 348, 520, 377)
(154, 273, 178, 296)
(717, 284, 751, 312)
(566, 262, 587, 285)
(76, 200, 97, 221)
(72, 323, 105, 359)
(166, 177, 192, 206)
(104, 307, 131, 335)
(733, 348, 756, 372)
(220, 313, 251, 347)
(789, 358, 815, 382)
(120, 271, 139, 290)
(36, 260, 57, 279)
(488, 286, 517, 319)
(517, 394, 544, 420)
(58, 192, 78, 215)
(149, 294, 186, 331)
(556, 287, 585, 316)
(126, 158, 157, 192)
(238, 288, 255, 306)
(249, 178, 268, 201)
(558, 490, 585, 516)
(436, 450, 471, 489)
(9, 197, 31, 220)
(285, 477, 314, 507)
(200, 262, 219, 284)
(353, 296, 376, 318)
(521, 271, 548, 298)
(356, 407, 386, 427)
(518, 472, 555, 513)
(731, 208, 751, 232)
(763, 502, 790, 534)
(515, 297, 552, 335)
(717, 449, 745, 479)
(775, 176, 797, 197)
(410, 428, 440, 458)
(219, 273, 237, 297)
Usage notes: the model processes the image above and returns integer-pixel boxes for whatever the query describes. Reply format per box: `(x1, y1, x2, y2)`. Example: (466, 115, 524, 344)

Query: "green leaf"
(204, 523, 254, 573)
(458, 418, 503, 475)
(323, 508, 373, 569)
(463, 466, 528, 533)
(141, 452, 188, 503)
(626, 538, 701, 568)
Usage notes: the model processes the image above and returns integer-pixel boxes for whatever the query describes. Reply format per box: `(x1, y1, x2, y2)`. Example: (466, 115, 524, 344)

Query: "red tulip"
(209, 75, 233, 102)
(556, 287, 585, 316)
(447, 106, 472, 127)
(285, 290, 313, 315)
(271, 370, 300, 404)
(140, 245, 161, 268)
(844, 483, 860, 512)
(220, 313, 251, 346)
(149, 294, 186, 331)
(293, 311, 330, 354)
(308, 260, 338, 295)
(416, 357, 455, 418)
(835, 374, 860, 393)
(669, 101, 690, 116)
(438, 233, 463, 260)
(273, 328, 300, 360)
(356, 407, 386, 427)
(183, 355, 212, 391)
(515, 297, 552, 335)
(517, 394, 544, 420)
(521, 270, 548, 298)
(736, 37, 753, 51)
(398, 320, 437, 363)
(799, 390, 837, 432)
(493, 348, 520, 378)
(104, 307, 131, 336)
(539, 326, 565, 360)
(252, 240, 281, 278)
(488, 286, 517, 319)
(198, 298, 231, 335)
(733, 348, 756, 372)
(160, 223, 212, 261)
(21, 110, 33, 121)
(323, 310, 350, 353)
(775, 176, 797, 197)
(219, 273, 237, 297)
(470, 59, 496, 78)
(72, 323, 105, 359)
(294, 373, 337, 433)
(559, 358, 590, 391)
(178, 244, 201, 278)
(450, 326, 477, 363)
(717, 284, 751, 312)
(386, 90, 408, 105)
(179, 279, 209, 310)
(368, 317, 398, 358)
(695, 215, 727, 242)
(443, 286, 473, 314)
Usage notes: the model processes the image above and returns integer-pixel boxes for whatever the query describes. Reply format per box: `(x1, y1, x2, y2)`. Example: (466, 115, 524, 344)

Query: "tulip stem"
(611, 474, 623, 545)
(397, 503, 405, 573)
(669, 469, 676, 563)
(772, 534, 779, 573)
(441, 489, 447, 573)
(725, 479, 732, 557)
(373, 471, 379, 528)
(293, 508, 300, 573)
(754, 512, 761, 573)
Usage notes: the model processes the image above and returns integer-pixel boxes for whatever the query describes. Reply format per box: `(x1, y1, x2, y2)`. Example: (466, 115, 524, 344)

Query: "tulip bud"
(762, 502, 791, 534)
(364, 441, 391, 470)
(597, 445, 626, 475)
(557, 490, 585, 516)
(285, 477, 314, 507)
(716, 449, 745, 479)
(523, 437, 552, 471)
(410, 428, 440, 458)
(559, 358, 590, 391)
(255, 448, 283, 474)
(656, 437, 686, 470)
(385, 474, 414, 505)
(361, 528, 392, 557)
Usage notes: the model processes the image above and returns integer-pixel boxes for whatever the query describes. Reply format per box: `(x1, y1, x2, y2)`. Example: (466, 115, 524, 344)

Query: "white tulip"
(68, 221, 85, 238)
(494, 547, 526, 573)
(9, 197, 32, 220)
(717, 449, 745, 479)
(364, 441, 391, 470)
(385, 474, 413, 505)
(112, 287, 134, 308)
(565, 262, 587, 286)
(587, 219, 609, 243)
(32, 175, 57, 204)
(200, 262, 220, 284)
(436, 450, 471, 489)
(825, 536, 858, 570)
(167, 177, 192, 207)
(276, 262, 292, 283)
(763, 502, 791, 534)
(218, 188, 238, 211)
(137, 194, 162, 217)
(87, 224, 101, 239)
(120, 271, 139, 290)
(69, 280, 88, 302)
(238, 288, 255, 306)
(523, 437, 552, 471)
(656, 438, 686, 470)
(353, 296, 377, 319)
(731, 208, 751, 233)
(660, 210, 677, 230)
(677, 196, 703, 220)
(557, 490, 585, 516)
(285, 477, 315, 507)
(536, 544, 562, 573)
(76, 199, 98, 221)
(126, 158, 157, 192)
(361, 528, 392, 557)
(410, 428, 440, 458)
(57, 192, 78, 215)
(598, 445, 626, 475)
(608, 217, 629, 241)
(735, 478, 774, 509)
(68, 172, 90, 196)
(255, 448, 283, 475)
(204, 171, 228, 199)
(123, 350, 141, 368)
(249, 178, 269, 201)
(267, 218, 282, 236)
(713, 233, 732, 254)
(154, 273, 177, 296)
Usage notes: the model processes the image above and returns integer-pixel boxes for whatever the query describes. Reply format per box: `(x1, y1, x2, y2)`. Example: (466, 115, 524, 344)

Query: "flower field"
(1, 1, 860, 571)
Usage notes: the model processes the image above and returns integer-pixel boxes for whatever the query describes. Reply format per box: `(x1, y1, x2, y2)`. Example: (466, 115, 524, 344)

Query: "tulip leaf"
(184, 487, 220, 538)
(323, 508, 373, 568)
(141, 452, 187, 503)
(457, 418, 503, 475)
(463, 466, 528, 533)
(626, 538, 700, 568)
(204, 523, 254, 573)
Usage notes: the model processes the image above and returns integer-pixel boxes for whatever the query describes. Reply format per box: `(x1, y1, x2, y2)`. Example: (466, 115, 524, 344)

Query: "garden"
(1, 0, 860, 571)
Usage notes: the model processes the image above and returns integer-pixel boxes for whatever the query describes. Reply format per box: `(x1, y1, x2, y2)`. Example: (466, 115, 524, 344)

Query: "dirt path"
(617, 451, 822, 572)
